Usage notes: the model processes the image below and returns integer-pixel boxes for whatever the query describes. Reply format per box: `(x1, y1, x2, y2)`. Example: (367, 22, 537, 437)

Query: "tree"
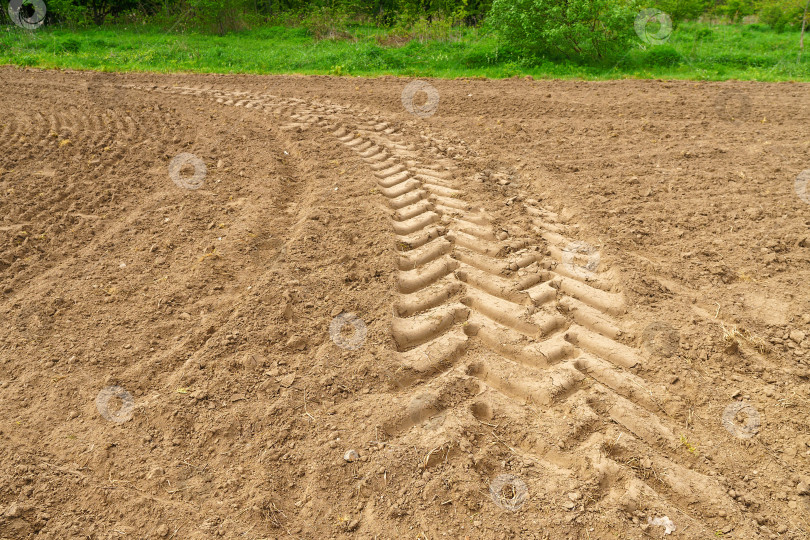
(56, 0, 142, 25)
(712, 0, 756, 22)
(801, 0, 809, 58)
(488, 0, 642, 61)
(652, 0, 709, 26)
(757, 0, 807, 31)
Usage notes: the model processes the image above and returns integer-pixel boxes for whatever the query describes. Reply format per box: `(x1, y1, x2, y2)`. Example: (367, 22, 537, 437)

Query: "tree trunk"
(90, 0, 109, 26)
(801, 0, 810, 61)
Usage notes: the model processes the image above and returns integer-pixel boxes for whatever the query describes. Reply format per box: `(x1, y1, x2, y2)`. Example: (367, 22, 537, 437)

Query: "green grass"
(2, 20, 809, 81)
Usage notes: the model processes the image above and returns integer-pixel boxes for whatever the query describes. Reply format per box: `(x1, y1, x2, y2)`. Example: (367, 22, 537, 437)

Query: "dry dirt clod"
(3, 503, 20, 518)
(277, 373, 296, 388)
(790, 330, 806, 343)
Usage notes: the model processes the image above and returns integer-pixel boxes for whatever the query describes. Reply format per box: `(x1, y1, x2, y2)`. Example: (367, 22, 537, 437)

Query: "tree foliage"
(488, 0, 642, 62)
(12, 0, 810, 39)
(651, 0, 709, 26)
(710, 0, 757, 21)
(35, 0, 491, 27)
(756, 0, 808, 31)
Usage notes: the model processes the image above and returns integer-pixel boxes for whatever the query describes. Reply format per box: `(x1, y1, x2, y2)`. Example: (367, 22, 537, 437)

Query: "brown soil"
(1, 66, 809, 539)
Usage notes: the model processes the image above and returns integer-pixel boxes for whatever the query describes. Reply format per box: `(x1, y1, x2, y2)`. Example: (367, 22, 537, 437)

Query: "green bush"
(757, 0, 807, 32)
(651, 0, 708, 26)
(744, 23, 769, 32)
(646, 45, 682, 65)
(46, 0, 89, 26)
(712, 0, 756, 22)
(301, 8, 354, 40)
(488, 0, 642, 62)
(187, 0, 251, 34)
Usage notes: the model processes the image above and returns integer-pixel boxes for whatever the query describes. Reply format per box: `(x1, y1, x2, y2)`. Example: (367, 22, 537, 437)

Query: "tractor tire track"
(133, 82, 756, 537)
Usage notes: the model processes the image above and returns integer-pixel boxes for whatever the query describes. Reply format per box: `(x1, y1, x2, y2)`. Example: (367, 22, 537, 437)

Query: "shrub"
(187, 0, 251, 34)
(757, 0, 807, 32)
(488, 0, 642, 62)
(651, 0, 709, 26)
(386, 15, 460, 43)
(46, 0, 89, 26)
(744, 22, 769, 32)
(57, 0, 142, 25)
(712, 0, 756, 22)
(301, 8, 354, 41)
(646, 45, 682, 65)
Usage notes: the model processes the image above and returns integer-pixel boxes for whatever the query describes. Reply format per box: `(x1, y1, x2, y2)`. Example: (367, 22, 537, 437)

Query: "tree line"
(30, 0, 495, 27)
(12, 0, 805, 31)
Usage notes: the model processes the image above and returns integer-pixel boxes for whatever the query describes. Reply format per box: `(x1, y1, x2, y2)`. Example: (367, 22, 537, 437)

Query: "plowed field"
(1, 67, 809, 539)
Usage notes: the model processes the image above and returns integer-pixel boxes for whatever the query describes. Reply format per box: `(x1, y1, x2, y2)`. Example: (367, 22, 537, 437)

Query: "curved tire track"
(133, 82, 756, 536)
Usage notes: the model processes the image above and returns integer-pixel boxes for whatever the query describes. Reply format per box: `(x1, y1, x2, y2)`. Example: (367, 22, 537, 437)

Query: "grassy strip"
(1, 21, 809, 81)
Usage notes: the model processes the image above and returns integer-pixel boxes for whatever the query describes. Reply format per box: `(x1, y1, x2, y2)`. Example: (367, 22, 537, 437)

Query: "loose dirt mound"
(1, 67, 809, 539)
